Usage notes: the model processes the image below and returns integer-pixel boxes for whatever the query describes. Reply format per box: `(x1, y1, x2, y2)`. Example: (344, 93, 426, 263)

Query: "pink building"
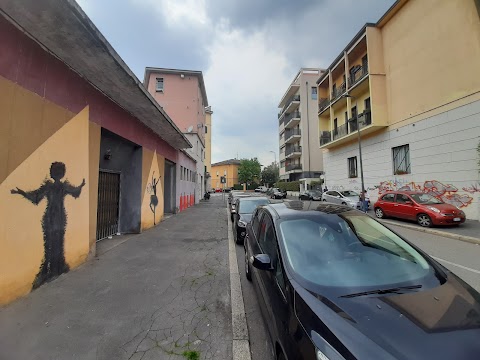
(144, 68, 209, 202)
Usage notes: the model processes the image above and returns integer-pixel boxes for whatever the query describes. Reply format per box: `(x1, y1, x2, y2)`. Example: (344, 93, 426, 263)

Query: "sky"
(77, 0, 395, 167)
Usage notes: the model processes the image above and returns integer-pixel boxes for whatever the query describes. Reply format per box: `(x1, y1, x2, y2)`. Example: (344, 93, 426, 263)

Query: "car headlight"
(238, 220, 247, 228)
(427, 206, 440, 213)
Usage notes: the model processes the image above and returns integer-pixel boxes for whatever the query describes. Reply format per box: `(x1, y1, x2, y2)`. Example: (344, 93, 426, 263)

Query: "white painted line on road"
(432, 256, 480, 275)
(227, 208, 252, 360)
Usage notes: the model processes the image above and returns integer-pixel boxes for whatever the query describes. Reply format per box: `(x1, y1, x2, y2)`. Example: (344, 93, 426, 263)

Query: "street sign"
(220, 176, 226, 184)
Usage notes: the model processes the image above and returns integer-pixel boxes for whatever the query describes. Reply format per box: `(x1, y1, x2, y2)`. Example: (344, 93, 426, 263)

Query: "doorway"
(96, 171, 120, 240)
(164, 160, 176, 213)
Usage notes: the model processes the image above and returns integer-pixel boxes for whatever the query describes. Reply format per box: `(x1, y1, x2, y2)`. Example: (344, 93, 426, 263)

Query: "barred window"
(155, 77, 164, 92)
(348, 156, 357, 178)
(392, 144, 411, 175)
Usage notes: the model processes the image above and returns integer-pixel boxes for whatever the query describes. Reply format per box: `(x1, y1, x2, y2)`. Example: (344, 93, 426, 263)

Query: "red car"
(374, 191, 466, 227)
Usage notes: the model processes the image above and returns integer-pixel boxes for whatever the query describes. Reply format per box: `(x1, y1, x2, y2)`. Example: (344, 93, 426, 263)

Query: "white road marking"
(432, 256, 480, 275)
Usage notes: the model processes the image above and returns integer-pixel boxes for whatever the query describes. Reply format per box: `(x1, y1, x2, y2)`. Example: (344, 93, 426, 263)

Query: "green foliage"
(238, 158, 261, 185)
(232, 183, 243, 190)
(182, 350, 200, 360)
(246, 182, 259, 190)
(261, 163, 279, 186)
(310, 180, 324, 190)
(276, 181, 300, 191)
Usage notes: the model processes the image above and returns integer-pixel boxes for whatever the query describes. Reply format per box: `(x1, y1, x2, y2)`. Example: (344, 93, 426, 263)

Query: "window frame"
(348, 156, 358, 178)
(155, 77, 164, 92)
(392, 144, 411, 175)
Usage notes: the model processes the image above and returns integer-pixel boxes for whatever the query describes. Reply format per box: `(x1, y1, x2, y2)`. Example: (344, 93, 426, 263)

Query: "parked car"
(244, 201, 480, 360)
(269, 188, 287, 199)
(232, 197, 270, 244)
(229, 193, 251, 220)
(299, 190, 322, 201)
(322, 190, 370, 209)
(374, 191, 466, 227)
(255, 186, 268, 193)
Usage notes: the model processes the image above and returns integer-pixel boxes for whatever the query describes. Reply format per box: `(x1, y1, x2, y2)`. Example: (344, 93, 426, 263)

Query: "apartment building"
(317, 0, 480, 220)
(278, 68, 326, 191)
(211, 159, 241, 189)
(144, 68, 209, 203)
(205, 106, 213, 191)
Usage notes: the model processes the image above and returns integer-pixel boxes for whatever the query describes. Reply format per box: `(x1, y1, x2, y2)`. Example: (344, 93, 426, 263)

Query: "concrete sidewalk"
(0, 196, 231, 360)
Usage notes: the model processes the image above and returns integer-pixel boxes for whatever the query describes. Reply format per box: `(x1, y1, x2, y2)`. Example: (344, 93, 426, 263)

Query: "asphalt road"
(234, 208, 480, 360)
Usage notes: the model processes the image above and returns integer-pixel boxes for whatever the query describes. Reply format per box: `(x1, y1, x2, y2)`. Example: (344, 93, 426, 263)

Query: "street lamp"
(342, 93, 365, 202)
(269, 150, 277, 166)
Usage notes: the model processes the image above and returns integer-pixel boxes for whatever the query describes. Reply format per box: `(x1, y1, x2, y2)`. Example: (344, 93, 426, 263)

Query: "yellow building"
(318, 0, 480, 220)
(211, 159, 241, 189)
(205, 106, 213, 190)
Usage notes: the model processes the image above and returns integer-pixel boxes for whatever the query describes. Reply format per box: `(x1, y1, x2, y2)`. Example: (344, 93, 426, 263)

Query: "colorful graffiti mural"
(375, 179, 474, 208)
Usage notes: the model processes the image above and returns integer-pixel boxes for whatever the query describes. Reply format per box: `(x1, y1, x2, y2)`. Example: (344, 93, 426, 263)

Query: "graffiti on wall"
(10, 162, 85, 289)
(463, 183, 480, 194)
(147, 171, 160, 225)
(374, 179, 474, 208)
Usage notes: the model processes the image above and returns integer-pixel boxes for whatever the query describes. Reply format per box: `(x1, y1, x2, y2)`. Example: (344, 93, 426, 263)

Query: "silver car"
(321, 190, 370, 209)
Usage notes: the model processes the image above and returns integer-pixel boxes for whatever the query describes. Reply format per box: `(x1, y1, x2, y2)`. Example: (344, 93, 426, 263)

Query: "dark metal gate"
(96, 171, 120, 241)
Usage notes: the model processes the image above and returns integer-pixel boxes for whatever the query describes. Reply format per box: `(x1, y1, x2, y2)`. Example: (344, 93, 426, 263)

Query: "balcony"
(284, 111, 301, 128)
(285, 145, 302, 159)
(319, 131, 331, 146)
(348, 65, 369, 88)
(321, 109, 383, 149)
(332, 123, 348, 140)
(318, 98, 329, 114)
(286, 163, 302, 172)
(285, 128, 301, 144)
(280, 94, 300, 116)
(331, 82, 346, 102)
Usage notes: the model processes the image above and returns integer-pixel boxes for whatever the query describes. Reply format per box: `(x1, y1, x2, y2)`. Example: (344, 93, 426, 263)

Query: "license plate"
(453, 217, 461, 222)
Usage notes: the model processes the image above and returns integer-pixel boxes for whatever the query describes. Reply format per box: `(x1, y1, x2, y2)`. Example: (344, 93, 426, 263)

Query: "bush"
(310, 180, 324, 190)
(246, 182, 259, 190)
(276, 181, 300, 191)
(232, 184, 243, 190)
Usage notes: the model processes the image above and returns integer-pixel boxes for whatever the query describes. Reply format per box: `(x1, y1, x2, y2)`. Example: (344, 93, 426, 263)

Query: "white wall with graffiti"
(323, 100, 480, 220)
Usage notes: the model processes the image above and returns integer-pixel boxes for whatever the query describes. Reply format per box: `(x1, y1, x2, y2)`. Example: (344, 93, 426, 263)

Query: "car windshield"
(410, 193, 443, 205)
(341, 191, 359, 197)
(238, 199, 269, 214)
(279, 214, 437, 289)
(308, 190, 322, 196)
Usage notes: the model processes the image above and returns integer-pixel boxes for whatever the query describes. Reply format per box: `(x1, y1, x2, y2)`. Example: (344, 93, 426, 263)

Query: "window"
(364, 97, 371, 110)
(348, 156, 358, 178)
(180, 166, 183, 180)
(252, 210, 264, 237)
(311, 87, 317, 100)
(351, 106, 357, 119)
(216, 171, 219, 176)
(332, 83, 337, 95)
(344, 111, 348, 122)
(224, 170, 227, 175)
(333, 118, 338, 135)
(205, 125, 208, 134)
(395, 194, 411, 204)
(362, 54, 368, 70)
(155, 77, 164, 92)
(382, 193, 395, 202)
(392, 144, 411, 175)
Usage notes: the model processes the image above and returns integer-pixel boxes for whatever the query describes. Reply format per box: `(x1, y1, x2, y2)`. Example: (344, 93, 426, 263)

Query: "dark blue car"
(244, 201, 480, 360)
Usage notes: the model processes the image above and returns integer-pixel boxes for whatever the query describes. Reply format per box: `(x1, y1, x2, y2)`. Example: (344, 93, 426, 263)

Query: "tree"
(261, 163, 279, 186)
(238, 158, 261, 185)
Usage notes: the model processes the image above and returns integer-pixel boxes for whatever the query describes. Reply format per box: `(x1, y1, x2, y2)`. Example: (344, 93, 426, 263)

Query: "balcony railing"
(349, 109, 372, 133)
(320, 131, 331, 146)
(348, 64, 369, 87)
(284, 111, 301, 125)
(331, 82, 346, 101)
(285, 128, 301, 139)
(286, 163, 302, 172)
(280, 94, 300, 114)
(285, 145, 302, 156)
(332, 123, 348, 140)
(318, 98, 329, 113)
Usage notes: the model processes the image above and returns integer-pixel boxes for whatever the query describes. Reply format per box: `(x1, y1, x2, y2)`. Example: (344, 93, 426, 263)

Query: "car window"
(238, 198, 269, 214)
(395, 194, 411, 203)
(326, 191, 336, 196)
(279, 214, 434, 289)
(382, 193, 395, 202)
(260, 215, 286, 292)
(252, 210, 263, 238)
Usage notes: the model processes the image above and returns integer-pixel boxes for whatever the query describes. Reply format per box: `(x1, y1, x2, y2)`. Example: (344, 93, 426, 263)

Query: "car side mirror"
(405, 201, 413, 205)
(252, 254, 273, 271)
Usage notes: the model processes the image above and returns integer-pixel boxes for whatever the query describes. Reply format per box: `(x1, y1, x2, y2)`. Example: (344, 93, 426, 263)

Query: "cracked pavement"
(0, 195, 231, 360)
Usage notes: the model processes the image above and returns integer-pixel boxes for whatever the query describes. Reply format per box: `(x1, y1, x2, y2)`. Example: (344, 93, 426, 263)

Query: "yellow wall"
(380, 0, 480, 126)
(211, 164, 239, 188)
(141, 149, 165, 230)
(0, 80, 90, 305)
(88, 123, 100, 256)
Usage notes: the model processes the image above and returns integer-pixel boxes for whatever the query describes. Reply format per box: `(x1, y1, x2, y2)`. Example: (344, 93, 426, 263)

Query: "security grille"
(96, 171, 120, 241)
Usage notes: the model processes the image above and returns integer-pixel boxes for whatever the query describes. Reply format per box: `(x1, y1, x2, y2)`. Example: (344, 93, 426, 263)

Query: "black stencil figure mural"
(11, 162, 85, 289)
(148, 171, 160, 225)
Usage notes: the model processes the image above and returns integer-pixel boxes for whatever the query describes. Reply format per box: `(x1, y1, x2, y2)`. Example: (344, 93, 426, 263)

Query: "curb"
(379, 219, 480, 245)
(227, 208, 252, 360)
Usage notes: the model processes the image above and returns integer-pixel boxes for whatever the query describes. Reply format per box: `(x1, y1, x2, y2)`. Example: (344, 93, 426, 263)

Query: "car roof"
(259, 201, 358, 219)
